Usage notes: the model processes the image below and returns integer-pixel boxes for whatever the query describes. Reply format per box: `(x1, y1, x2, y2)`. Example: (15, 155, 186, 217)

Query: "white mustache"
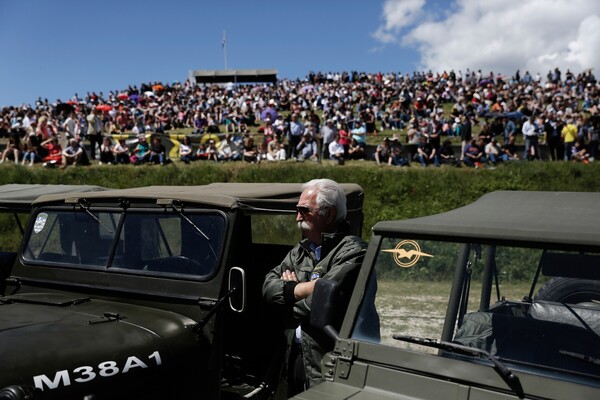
(297, 221, 310, 231)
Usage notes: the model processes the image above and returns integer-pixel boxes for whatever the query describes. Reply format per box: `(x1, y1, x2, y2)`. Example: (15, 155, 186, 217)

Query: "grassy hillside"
(1, 160, 598, 241)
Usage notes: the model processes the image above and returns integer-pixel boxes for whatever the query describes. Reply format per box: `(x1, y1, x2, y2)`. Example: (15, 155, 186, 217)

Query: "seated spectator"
(347, 138, 366, 160)
(130, 135, 150, 165)
(463, 138, 486, 167)
(112, 138, 130, 164)
(0, 133, 20, 164)
(572, 139, 590, 163)
(99, 137, 115, 165)
(242, 135, 258, 163)
(179, 136, 196, 164)
(439, 139, 458, 166)
(374, 137, 392, 165)
(205, 139, 219, 163)
(328, 134, 345, 164)
(267, 136, 286, 161)
(61, 138, 84, 169)
(415, 136, 440, 167)
(41, 136, 63, 167)
(21, 141, 39, 167)
(389, 136, 409, 166)
(148, 136, 166, 165)
(484, 137, 504, 164)
(219, 134, 242, 161)
(501, 135, 520, 161)
(296, 132, 318, 161)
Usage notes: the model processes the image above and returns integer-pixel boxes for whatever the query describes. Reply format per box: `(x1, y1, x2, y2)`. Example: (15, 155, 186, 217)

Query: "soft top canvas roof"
(373, 191, 600, 248)
(33, 183, 364, 212)
(0, 184, 108, 212)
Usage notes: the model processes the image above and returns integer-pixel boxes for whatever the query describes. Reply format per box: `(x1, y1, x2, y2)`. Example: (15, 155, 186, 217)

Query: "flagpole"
(222, 31, 228, 70)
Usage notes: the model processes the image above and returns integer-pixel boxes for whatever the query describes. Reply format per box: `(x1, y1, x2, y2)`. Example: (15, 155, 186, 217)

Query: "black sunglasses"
(296, 205, 324, 215)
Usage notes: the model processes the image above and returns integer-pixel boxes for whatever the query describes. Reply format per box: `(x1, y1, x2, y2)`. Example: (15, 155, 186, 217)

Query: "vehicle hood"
(0, 293, 201, 395)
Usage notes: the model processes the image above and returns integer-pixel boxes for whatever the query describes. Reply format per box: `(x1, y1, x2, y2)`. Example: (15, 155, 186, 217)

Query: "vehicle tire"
(534, 277, 600, 304)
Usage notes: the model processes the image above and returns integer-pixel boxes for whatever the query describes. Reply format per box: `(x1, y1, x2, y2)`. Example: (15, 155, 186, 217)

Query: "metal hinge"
(332, 339, 355, 379)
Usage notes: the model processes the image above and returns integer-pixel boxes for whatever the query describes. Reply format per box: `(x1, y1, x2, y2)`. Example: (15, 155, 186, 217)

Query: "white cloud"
(375, 0, 600, 75)
(372, 0, 426, 43)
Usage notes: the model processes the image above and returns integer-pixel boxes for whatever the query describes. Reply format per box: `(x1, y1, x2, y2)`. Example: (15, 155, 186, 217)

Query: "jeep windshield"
(352, 235, 600, 381)
(22, 208, 226, 278)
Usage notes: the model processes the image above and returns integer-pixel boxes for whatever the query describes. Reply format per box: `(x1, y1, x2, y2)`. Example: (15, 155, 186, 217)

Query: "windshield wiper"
(78, 200, 113, 233)
(560, 350, 600, 366)
(393, 334, 524, 399)
(170, 204, 217, 259)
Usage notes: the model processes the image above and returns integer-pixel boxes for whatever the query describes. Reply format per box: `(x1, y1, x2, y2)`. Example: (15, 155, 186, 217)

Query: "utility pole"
(222, 31, 228, 70)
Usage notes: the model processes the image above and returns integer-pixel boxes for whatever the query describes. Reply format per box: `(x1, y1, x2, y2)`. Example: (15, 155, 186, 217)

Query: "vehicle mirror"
(228, 267, 246, 312)
(310, 279, 340, 341)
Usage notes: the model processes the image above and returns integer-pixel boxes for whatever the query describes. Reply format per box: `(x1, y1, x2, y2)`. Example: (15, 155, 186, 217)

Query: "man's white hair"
(302, 179, 347, 222)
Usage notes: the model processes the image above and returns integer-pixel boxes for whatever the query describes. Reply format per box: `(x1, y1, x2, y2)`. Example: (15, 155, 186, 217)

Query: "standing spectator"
(521, 115, 540, 160)
(543, 113, 564, 161)
(587, 118, 598, 161)
(36, 115, 56, 141)
(288, 114, 305, 159)
(503, 116, 516, 144)
(561, 117, 578, 161)
(86, 107, 103, 161)
(320, 119, 336, 160)
(62, 111, 79, 147)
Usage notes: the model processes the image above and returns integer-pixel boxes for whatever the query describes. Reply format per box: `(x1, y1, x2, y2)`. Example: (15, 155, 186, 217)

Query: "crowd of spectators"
(0, 67, 597, 168)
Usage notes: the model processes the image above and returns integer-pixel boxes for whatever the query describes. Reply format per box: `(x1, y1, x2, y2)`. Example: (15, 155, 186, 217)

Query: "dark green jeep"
(0, 183, 364, 399)
(299, 191, 600, 400)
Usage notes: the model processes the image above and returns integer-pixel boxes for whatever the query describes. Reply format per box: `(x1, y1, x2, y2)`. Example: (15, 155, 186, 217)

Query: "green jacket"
(262, 228, 367, 388)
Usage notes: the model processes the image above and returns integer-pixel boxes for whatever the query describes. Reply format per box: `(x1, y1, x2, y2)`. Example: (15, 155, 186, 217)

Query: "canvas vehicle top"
(298, 191, 600, 400)
(0, 183, 364, 399)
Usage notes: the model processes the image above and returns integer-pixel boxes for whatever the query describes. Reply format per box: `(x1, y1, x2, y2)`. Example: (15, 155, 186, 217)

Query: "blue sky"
(1, 0, 598, 107)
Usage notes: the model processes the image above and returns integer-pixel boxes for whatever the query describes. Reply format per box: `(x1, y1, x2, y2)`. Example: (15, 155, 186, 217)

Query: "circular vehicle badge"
(33, 213, 48, 233)
(383, 240, 433, 268)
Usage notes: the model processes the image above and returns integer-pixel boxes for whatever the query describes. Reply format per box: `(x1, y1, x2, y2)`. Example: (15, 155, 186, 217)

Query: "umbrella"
(96, 104, 113, 112)
(117, 93, 129, 100)
(144, 91, 155, 97)
(152, 84, 164, 92)
(301, 85, 314, 93)
(129, 94, 140, 103)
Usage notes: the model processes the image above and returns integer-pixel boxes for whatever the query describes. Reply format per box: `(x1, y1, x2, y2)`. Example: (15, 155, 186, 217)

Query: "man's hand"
(281, 269, 317, 301)
(281, 269, 298, 282)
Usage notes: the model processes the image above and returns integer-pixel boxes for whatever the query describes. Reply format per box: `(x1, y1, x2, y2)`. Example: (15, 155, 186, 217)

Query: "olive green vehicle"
(297, 191, 600, 400)
(0, 183, 365, 399)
